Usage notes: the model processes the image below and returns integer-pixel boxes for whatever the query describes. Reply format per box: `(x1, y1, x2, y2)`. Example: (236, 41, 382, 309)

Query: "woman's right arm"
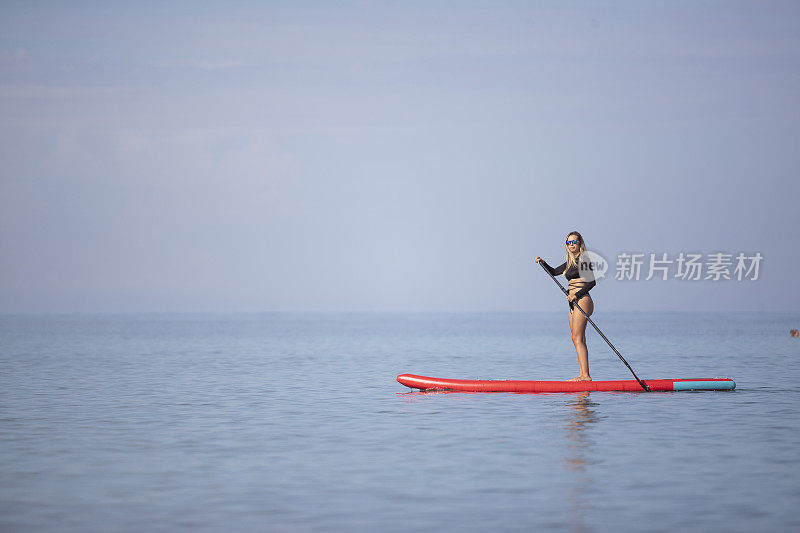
(534, 256, 566, 276)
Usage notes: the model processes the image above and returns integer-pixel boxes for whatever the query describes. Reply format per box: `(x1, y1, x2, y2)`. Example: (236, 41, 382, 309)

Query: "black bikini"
(541, 259, 596, 308)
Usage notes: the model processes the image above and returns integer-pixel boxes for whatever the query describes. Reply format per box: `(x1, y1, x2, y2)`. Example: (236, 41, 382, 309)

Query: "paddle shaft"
(538, 261, 650, 392)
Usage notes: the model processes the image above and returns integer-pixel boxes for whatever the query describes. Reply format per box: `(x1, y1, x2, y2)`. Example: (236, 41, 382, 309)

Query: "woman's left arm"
(571, 280, 596, 301)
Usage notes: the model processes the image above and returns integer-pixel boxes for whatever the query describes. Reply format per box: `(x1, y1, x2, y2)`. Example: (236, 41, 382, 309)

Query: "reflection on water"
(563, 392, 599, 471)
(563, 392, 599, 533)
(398, 389, 603, 532)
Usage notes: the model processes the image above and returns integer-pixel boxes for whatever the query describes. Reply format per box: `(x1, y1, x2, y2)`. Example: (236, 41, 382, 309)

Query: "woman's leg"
(568, 296, 593, 381)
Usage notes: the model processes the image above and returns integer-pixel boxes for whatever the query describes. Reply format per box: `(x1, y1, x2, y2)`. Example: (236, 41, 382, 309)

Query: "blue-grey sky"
(1, 1, 798, 312)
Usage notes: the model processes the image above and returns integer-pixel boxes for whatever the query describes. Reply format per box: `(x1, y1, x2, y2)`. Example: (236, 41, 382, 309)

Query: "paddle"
(538, 260, 650, 392)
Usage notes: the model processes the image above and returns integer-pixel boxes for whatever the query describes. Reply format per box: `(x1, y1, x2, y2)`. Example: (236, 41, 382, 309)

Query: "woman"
(535, 231, 596, 381)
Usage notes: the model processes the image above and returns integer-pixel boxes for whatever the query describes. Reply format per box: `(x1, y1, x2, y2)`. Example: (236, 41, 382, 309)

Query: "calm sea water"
(1, 311, 799, 532)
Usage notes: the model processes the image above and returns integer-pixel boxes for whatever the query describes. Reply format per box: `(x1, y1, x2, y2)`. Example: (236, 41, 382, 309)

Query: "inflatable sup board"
(397, 374, 735, 393)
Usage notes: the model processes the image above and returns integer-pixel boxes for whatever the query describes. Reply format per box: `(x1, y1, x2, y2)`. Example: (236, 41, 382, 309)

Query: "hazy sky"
(1, 1, 798, 313)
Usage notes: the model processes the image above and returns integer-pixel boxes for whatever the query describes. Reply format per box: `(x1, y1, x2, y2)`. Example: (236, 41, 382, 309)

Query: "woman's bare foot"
(567, 375, 592, 382)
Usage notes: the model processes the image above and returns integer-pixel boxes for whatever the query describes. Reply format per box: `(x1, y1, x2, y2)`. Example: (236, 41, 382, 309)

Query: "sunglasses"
(565, 240, 580, 245)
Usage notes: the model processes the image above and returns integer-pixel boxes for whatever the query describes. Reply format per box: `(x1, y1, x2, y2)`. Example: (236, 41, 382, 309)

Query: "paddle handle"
(538, 260, 650, 392)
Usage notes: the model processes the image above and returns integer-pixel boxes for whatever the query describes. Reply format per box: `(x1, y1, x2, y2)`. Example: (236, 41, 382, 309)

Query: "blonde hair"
(565, 231, 586, 272)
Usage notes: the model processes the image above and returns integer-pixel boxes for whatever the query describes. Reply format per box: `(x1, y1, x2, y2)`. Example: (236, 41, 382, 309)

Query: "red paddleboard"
(397, 374, 736, 393)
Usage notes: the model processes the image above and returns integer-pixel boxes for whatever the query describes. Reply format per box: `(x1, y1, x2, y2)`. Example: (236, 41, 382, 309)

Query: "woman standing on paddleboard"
(535, 231, 596, 382)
